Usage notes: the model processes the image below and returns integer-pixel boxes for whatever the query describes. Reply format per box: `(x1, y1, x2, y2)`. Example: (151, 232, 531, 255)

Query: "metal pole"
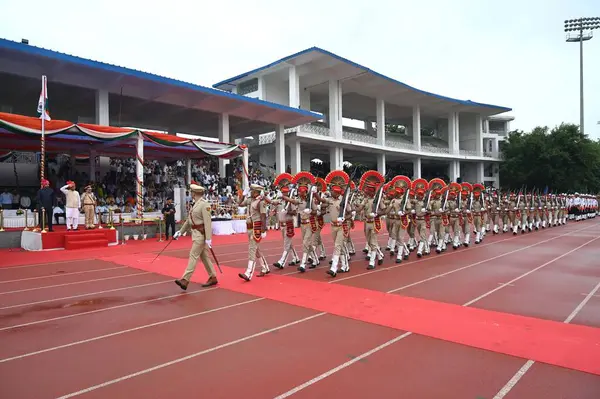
(580, 29, 584, 135)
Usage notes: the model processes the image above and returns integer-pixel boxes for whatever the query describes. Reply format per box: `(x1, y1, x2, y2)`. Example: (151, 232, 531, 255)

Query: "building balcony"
(239, 123, 501, 160)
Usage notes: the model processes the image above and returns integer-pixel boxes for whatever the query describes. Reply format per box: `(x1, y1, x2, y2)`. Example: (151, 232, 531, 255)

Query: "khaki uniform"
(447, 198, 461, 248)
(81, 192, 97, 228)
(518, 199, 528, 233)
(460, 196, 472, 246)
(274, 200, 299, 268)
(357, 196, 384, 269)
(429, 196, 446, 252)
(410, 198, 428, 256)
(324, 196, 349, 276)
(472, 199, 483, 243)
(385, 197, 409, 262)
(239, 195, 268, 280)
(179, 199, 216, 282)
(295, 195, 318, 271)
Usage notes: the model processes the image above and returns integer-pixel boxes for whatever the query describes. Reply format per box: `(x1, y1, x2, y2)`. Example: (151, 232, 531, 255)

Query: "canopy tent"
(0, 112, 250, 218)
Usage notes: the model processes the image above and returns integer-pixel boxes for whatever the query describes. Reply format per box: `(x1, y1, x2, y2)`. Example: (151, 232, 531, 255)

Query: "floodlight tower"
(564, 17, 600, 135)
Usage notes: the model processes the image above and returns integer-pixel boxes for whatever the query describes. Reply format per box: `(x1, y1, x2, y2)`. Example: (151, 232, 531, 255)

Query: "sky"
(1, 0, 599, 138)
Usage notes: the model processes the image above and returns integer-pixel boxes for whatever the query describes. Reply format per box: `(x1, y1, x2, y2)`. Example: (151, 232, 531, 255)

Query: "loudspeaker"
(456, 177, 462, 183)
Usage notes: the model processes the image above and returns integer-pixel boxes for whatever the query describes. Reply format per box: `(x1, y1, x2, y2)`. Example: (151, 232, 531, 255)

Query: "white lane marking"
(0, 286, 218, 332)
(493, 279, 600, 399)
(55, 312, 326, 399)
(272, 231, 600, 398)
(0, 298, 265, 363)
(0, 266, 127, 284)
(273, 332, 413, 399)
(387, 225, 595, 293)
(0, 272, 150, 296)
(463, 236, 600, 306)
(0, 280, 170, 311)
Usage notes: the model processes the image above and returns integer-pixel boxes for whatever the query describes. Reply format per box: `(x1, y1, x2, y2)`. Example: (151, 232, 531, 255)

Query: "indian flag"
(37, 75, 51, 121)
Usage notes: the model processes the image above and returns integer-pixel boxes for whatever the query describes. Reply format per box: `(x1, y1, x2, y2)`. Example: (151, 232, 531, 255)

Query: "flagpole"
(40, 75, 46, 182)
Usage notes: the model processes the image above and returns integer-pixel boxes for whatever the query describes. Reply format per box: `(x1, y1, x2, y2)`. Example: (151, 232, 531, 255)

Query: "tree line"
(499, 123, 600, 193)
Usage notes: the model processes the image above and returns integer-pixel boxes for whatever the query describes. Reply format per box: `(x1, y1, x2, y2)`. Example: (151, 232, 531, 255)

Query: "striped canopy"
(0, 112, 245, 159)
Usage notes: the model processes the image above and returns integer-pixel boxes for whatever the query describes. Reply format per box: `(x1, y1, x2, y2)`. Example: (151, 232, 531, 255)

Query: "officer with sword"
(174, 181, 220, 290)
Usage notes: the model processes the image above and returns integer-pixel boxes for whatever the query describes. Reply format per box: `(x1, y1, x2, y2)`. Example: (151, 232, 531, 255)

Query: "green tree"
(499, 123, 600, 193)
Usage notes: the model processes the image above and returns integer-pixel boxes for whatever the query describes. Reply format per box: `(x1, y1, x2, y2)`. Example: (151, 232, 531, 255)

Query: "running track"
(1, 219, 600, 398)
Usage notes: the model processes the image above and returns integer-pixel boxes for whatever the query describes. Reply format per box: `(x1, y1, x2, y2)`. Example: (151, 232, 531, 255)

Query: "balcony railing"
(247, 123, 502, 159)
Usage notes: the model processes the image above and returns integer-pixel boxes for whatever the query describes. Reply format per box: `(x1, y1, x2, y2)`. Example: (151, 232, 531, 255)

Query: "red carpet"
(105, 253, 600, 377)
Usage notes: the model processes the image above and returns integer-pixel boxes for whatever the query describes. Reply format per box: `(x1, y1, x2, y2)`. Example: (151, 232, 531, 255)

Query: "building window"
(237, 78, 258, 96)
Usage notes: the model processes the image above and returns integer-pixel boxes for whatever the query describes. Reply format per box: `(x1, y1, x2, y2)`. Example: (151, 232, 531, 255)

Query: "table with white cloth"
(211, 219, 247, 235)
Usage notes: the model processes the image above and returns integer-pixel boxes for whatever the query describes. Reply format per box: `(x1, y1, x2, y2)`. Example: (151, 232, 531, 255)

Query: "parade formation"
(174, 171, 599, 288)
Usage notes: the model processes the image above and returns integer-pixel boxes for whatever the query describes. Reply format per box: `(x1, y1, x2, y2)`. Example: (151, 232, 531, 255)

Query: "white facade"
(216, 48, 513, 186)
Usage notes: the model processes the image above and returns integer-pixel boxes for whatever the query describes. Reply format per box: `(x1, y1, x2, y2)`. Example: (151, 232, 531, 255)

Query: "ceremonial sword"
(207, 244, 223, 274)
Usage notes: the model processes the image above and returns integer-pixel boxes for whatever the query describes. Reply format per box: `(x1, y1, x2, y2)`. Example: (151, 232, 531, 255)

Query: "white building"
(213, 47, 514, 186)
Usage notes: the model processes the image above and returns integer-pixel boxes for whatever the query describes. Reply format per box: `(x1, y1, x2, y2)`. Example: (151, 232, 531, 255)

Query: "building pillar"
(89, 150, 97, 182)
(376, 99, 385, 146)
(218, 113, 230, 179)
(476, 162, 484, 184)
(275, 124, 285, 174)
(448, 160, 460, 183)
(330, 147, 343, 171)
(95, 89, 109, 126)
(377, 153, 386, 176)
(289, 66, 300, 108)
(475, 114, 483, 156)
(328, 80, 342, 139)
(492, 138, 499, 158)
(448, 112, 456, 155)
(257, 76, 266, 100)
(300, 89, 311, 111)
(412, 157, 422, 179)
(412, 105, 421, 150)
(484, 118, 490, 133)
(290, 140, 301, 174)
(186, 159, 192, 185)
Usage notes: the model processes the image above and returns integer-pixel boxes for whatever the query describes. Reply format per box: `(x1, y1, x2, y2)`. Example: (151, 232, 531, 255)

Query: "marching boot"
(257, 257, 270, 277)
(347, 239, 356, 255)
(445, 233, 451, 244)
(493, 224, 499, 234)
(389, 239, 397, 256)
(528, 221, 533, 231)
(297, 253, 309, 273)
(367, 251, 376, 270)
(427, 234, 434, 248)
(311, 248, 319, 268)
(386, 237, 392, 251)
(319, 244, 326, 260)
(174, 278, 189, 290)
(480, 226, 486, 238)
(417, 241, 425, 258)
(453, 236, 460, 249)
(542, 220, 546, 229)
(239, 260, 256, 281)
(463, 233, 471, 247)
(363, 244, 369, 254)
(327, 255, 340, 277)
(475, 232, 481, 244)
(535, 220, 540, 230)
(340, 254, 350, 273)
(436, 240, 443, 253)
(513, 224, 518, 235)
(377, 248, 384, 265)
(274, 251, 288, 269)
(201, 276, 218, 287)
(396, 244, 404, 263)
(503, 224, 509, 233)
(289, 249, 300, 266)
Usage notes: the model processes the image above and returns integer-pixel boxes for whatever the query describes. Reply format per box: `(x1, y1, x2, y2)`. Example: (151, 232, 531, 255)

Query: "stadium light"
(564, 17, 600, 135)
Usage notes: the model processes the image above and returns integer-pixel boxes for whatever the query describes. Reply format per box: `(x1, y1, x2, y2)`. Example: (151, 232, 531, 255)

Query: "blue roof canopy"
(0, 38, 323, 135)
(213, 47, 512, 113)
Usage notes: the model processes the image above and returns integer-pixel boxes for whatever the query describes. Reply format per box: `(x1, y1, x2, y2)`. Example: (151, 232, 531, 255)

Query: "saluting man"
(60, 180, 81, 231)
(174, 181, 217, 289)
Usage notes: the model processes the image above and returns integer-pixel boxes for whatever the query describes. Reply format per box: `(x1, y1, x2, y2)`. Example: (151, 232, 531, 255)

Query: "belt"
(415, 217, 425, 221)
(301, 221, 310, 225)
(331, 222, 343, 227)
(191, 224, 205, 233)
(84, 203, 95, 206)
(366, 219, 374, 223)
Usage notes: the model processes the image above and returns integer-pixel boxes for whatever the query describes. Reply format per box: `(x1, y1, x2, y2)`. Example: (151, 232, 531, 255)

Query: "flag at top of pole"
(37, 75, 50, 121)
